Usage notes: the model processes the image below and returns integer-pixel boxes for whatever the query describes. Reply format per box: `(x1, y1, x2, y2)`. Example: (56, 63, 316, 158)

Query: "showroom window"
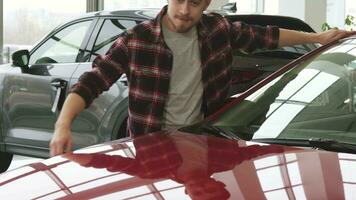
(325, 0, 355, 30)
(254, 153, 306, 200)
(339, 153, 356, 200)
(104, 0, 167, 10)
(345, 0, 356, 17)
(3, 0, 86, 63)
(345, 0, 356, 30)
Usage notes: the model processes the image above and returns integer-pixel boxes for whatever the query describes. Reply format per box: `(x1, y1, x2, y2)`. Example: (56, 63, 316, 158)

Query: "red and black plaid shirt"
(70, 6, 279, 137)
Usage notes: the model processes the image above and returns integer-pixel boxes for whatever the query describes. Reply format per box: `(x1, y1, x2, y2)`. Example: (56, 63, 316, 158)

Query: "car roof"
(76, 8, 161, 20)
(224, 14, 315, 32)
(73, 9, 314, 33)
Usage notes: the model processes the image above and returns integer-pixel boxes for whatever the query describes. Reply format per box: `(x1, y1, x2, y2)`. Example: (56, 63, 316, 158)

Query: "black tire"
(0, 152, 13, 173)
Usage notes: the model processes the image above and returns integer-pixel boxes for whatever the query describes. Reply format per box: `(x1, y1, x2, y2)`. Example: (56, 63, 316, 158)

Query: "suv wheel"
(0, 152, 13, 173)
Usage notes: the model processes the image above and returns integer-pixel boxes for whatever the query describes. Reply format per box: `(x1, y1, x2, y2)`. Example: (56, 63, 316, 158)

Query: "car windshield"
(194, 37, 356, 145)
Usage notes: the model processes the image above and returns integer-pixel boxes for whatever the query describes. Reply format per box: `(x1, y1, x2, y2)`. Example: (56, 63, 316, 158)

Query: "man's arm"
(50, 93, 86, 156)
(278, 28, 356, 47)
(50, 34, 129, 157)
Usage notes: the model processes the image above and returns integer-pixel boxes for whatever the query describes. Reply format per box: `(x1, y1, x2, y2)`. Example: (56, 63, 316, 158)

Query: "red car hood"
(0, 130, 353, 200)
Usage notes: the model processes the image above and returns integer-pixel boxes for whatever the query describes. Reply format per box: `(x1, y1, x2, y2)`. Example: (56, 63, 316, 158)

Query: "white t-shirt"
(162, 24, 204, 129)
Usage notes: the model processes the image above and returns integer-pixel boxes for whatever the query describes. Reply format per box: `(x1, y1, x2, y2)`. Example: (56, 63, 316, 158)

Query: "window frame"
(29, 16, 99, 65)
(85, 16, 146, 62)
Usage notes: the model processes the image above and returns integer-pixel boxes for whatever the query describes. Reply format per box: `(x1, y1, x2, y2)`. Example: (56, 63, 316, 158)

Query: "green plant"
(321, 15, 355, 31)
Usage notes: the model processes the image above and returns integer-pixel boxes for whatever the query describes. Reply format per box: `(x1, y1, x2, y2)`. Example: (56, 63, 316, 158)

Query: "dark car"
(1, 35, 356, 199)
(0, 9, 317, 172)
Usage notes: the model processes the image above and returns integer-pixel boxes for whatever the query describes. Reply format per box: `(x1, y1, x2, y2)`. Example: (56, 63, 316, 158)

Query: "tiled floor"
(7, 155, 44, 171)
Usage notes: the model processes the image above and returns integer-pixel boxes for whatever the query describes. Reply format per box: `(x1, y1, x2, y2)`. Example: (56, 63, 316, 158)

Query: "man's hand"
(279, 28, 356, 47)
(317, 28, 356, 45)
(49, 93, 86, 157)
(50, 126, 73, 157)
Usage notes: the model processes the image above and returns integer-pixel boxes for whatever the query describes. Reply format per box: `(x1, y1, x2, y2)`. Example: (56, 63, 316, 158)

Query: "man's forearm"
(278, 28, 317, 47)
(55, 93, 86, 129)
(279, 28, 356, 47)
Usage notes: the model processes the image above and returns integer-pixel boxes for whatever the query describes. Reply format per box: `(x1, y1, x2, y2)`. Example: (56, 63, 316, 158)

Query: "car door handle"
(50, 80, 67, 113)
(51, 81, 65, 88)
(118, 74, 128, 86)
(51, 87, 62, 113)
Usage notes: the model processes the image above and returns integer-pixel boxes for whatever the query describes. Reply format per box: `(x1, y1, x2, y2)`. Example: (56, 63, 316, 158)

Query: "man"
(50, 0, 356, 156)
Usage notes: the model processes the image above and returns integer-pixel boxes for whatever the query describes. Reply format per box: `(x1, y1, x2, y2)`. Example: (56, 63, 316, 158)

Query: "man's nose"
(179, 2, 190, 15)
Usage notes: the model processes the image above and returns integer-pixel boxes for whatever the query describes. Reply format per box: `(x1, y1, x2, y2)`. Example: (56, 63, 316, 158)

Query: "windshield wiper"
(252, 138, 356, 154)
(308, 138, 356, 154)
(200, 125, 241, 140)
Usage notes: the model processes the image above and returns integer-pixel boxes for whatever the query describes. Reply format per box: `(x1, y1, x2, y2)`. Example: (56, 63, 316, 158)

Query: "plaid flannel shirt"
(70, 6, 279, 137)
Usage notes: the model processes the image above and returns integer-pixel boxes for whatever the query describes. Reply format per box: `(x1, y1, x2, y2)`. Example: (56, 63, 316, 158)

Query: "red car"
(1, 36, 356, 199)
(0, 131, 351, 200)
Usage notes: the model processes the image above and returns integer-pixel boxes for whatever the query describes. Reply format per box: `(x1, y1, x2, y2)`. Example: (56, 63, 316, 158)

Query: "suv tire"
(0, 152, 13, 173)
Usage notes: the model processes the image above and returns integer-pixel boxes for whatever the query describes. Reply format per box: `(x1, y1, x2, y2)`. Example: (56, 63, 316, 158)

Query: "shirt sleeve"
(69, 34, 129, 108)
(230, 20, 280, 53)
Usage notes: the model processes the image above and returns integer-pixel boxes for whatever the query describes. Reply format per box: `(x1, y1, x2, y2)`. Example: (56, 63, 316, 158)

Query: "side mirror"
(12, 49, 30, 67)
(221, 2, 237, 13)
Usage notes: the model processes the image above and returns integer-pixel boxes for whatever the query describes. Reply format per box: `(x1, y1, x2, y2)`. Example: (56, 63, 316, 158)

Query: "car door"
(2, 18, 97, 157)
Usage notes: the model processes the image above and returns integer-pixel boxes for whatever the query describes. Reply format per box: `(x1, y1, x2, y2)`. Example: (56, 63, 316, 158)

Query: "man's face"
(164, 0, 211, 33)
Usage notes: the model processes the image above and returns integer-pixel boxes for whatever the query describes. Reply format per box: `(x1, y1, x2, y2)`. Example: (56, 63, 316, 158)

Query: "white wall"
(278, 0, 305, 20)
(327, 0, 345, 28)
(305, 0, 327, 32)
(275, 0, 327, 32)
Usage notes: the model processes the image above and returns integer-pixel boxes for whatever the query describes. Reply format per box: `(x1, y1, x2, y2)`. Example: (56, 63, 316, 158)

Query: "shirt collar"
(153, 5, 210, 43)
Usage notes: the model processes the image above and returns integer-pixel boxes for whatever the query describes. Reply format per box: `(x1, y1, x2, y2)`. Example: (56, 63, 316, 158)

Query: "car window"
(30, 20, 93, 65)
(229, 43, 318, 95)
(210, 38, 356, 143)
(90, 19, 139, 61)
(230, 50, 292, 95)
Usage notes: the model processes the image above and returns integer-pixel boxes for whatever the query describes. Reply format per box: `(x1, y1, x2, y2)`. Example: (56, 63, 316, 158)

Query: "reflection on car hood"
(0, 130, 352, 199)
